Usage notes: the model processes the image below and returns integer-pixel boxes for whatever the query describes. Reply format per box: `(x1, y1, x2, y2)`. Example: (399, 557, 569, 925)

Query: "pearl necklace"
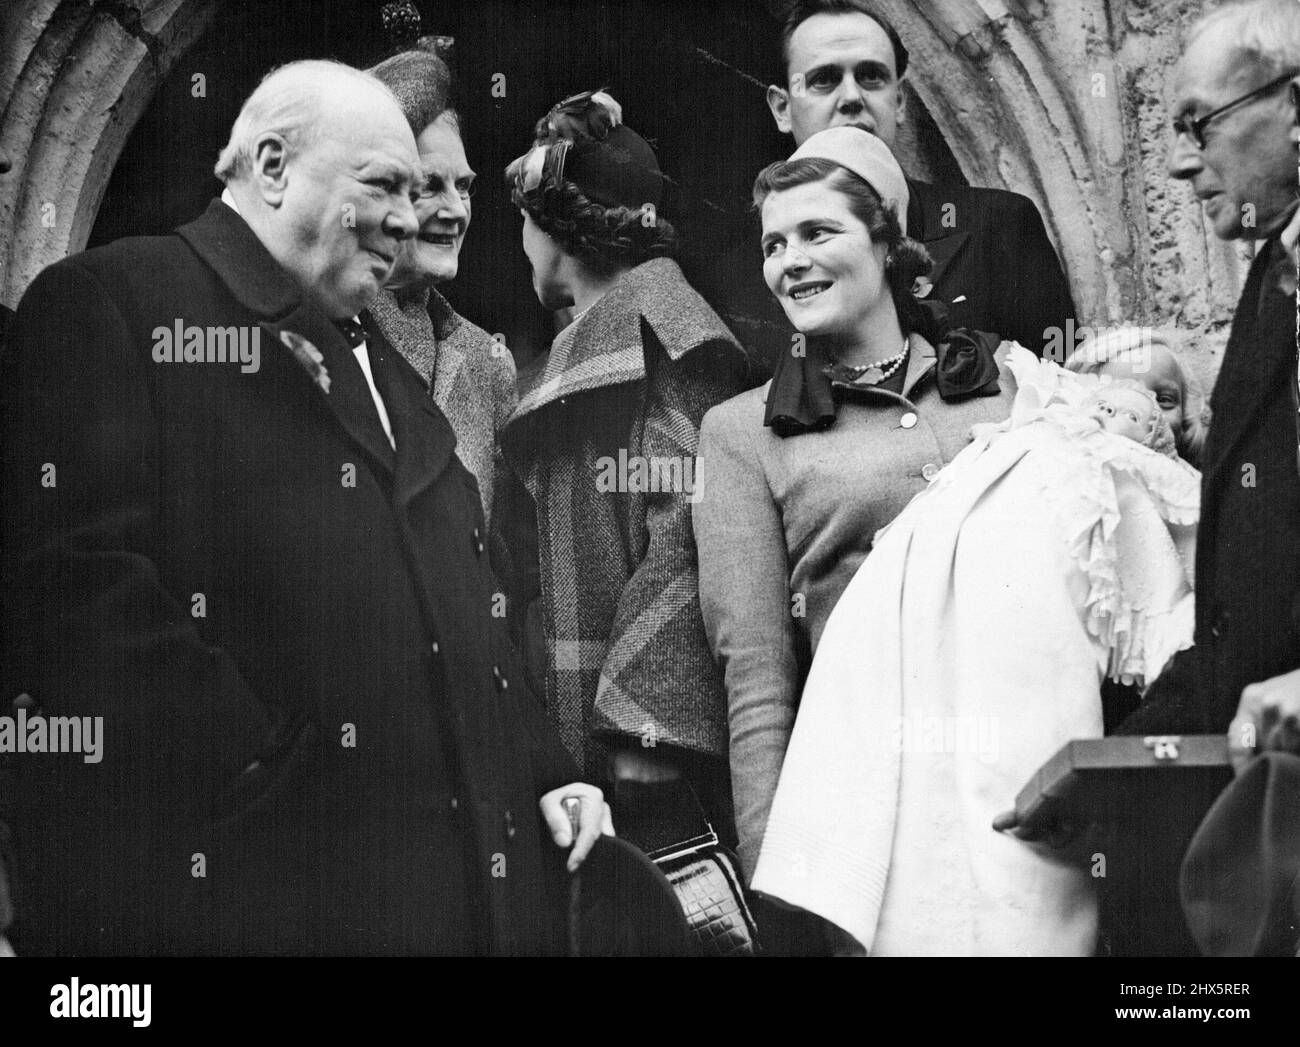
(839, 337, 910, 384)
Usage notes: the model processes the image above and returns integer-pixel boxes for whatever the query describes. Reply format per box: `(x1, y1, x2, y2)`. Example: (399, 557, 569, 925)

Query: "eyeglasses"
(1171, 70, 1298, 149)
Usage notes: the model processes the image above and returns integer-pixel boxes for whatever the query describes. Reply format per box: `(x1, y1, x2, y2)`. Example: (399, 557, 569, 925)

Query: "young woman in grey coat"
(693, 128, 1019, 894)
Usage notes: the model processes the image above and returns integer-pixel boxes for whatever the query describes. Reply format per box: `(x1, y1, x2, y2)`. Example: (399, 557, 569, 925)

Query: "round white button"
(899, 412, 918, 429)
(922, 463, 940, 482)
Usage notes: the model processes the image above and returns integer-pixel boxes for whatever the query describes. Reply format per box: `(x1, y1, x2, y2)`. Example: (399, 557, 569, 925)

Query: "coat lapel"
(922, 231, 972, 291)
(901, 335, 938, 398)
(906, 179, 971, 299)
(362, 314, 457, 507)
(261, 304, 396, 477)
(1202, 242, 1295, 491)
(179, 199, 397, 478)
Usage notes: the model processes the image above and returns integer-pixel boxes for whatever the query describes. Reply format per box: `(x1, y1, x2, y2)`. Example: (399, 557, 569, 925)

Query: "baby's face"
(1088, 386, 1156, 442)
(1096, 347, 1185, 435)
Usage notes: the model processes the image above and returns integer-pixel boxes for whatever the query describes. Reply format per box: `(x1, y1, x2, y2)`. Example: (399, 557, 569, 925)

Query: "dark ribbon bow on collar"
(934, 328, 1002, 401)
(763, 305, 1000, 437)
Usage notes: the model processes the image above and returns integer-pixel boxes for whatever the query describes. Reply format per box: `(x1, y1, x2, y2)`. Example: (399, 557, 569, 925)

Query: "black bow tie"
(334, 317, 366, 349)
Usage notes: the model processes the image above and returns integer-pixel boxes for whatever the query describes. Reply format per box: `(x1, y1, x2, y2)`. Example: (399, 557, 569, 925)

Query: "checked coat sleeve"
(589, 333, 736, 763)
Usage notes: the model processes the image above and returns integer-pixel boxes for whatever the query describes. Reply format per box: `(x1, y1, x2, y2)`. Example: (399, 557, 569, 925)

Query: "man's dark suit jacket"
(694, 177, 1077, 378)
(0, 200, 579, 955)
(1121, 236, 1300, 734)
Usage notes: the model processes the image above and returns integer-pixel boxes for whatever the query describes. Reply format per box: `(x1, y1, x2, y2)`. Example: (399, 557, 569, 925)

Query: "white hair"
(1188, 0, 1300, 79)
(214, 59, 399, 183)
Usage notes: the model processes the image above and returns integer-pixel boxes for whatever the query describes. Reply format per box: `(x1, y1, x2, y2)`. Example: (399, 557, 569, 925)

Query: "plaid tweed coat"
(500, 258, 746, 787)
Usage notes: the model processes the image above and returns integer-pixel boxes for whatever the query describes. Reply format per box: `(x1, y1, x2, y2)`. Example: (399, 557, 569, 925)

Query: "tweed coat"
(693, 339, 1019, 878)
(499, 258, 746, 802)
(367, 286, 516, 526)
(694, 178, 1076, 379)
(0, 199, 579, 956)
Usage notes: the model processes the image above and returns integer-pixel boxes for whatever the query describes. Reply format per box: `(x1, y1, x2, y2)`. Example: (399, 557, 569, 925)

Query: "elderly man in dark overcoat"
(0, 59, 608, 956)
(1022, 0, 1300, 956)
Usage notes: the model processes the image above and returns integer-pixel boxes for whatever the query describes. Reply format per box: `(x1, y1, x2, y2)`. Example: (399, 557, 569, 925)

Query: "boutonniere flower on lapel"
(911, 275, 934, 299)
(278, 330, 331, 394)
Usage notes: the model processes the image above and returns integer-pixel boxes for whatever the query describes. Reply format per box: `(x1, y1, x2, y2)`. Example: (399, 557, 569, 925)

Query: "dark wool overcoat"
(0, 200, 578, 956)
(1122, 235, 1300, 734)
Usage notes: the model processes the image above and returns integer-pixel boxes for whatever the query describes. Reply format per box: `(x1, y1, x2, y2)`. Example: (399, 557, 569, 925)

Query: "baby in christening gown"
(753, 345, 1200, 957)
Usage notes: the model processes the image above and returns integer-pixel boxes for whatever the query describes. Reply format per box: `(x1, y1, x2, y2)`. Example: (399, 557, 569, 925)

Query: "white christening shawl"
(752, 346, 1199, 955)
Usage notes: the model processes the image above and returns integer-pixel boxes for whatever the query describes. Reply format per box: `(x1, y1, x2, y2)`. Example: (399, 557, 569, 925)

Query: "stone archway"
(870, 0, 1242, 376)
(876, 0, 1139, 326)
(1, 0, 219, 311)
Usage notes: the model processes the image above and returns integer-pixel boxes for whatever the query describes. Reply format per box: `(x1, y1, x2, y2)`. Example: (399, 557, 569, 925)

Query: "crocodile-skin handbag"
(646, 824, 760, 957)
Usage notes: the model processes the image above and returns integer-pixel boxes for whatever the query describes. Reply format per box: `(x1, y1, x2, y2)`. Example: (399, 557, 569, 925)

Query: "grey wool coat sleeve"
(693, 393, 801, 880)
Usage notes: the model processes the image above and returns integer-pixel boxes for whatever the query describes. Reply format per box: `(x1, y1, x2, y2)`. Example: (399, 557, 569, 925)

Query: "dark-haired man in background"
(699, 0, 1076, 377)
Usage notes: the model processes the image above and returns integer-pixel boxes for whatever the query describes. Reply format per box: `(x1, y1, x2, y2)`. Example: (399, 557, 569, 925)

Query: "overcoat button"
(450, 796, 459, 810)
(504, 810, 515, 838)
(12, 692, 37, 713)
(492, 664, 509, 692)
(921, 463, 940, 482)
(430, 641, 440, 656)
(1211, 610, 1229, 639)
(900, 412, 918, 429)
(472, 527, 485, 556)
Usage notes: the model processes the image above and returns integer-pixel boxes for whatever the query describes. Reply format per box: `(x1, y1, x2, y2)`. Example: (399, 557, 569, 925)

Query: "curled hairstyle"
(752, 156, 932, 335)
(511, 96, 679, 270)
(1065, 328, 1209, 467)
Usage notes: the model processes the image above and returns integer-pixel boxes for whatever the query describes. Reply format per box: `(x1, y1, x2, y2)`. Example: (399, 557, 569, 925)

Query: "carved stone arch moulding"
(1, 0, 220, 310)
(871, 0, 1133, 326)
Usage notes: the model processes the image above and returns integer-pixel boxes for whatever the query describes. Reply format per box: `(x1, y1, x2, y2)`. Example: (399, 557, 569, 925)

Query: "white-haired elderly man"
(1154, 0, 1300, 958)
(0, 59, 609, 956)
(1005, 0, 1300, 957)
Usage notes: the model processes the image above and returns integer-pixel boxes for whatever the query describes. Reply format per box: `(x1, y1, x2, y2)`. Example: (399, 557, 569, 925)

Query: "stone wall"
(0, 0, 219, 316)
(873, 0, 1245, 391)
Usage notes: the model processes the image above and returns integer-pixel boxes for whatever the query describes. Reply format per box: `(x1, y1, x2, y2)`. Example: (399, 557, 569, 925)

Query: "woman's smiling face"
(390, 112, 473, 290)
(760, 179, 888, 341)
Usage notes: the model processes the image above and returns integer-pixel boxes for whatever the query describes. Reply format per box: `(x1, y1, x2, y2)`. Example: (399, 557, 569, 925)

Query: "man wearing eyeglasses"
(696, 0, 1077, 379)
(1103, 0, 1300, 956)
(1119, 0, 1300, 743)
